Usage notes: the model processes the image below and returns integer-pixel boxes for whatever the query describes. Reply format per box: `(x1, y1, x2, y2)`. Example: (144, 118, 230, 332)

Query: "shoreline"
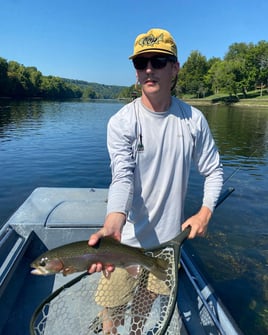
(1, 96, 268, 108)
(184, 98, 268, 108)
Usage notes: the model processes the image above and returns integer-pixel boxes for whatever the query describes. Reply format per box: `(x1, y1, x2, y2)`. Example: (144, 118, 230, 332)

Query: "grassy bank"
(182, 90, 268, 108)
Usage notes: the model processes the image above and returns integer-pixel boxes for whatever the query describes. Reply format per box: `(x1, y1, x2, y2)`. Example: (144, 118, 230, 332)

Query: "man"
(89, 27, 223, 253)
(88, 28, 223, 333)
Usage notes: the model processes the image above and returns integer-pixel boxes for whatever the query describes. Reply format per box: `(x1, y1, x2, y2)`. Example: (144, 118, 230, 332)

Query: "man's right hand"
(87, 212, 126, 274)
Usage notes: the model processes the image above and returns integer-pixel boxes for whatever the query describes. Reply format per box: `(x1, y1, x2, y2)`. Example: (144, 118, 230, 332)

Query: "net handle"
(147, 225, 191, 253)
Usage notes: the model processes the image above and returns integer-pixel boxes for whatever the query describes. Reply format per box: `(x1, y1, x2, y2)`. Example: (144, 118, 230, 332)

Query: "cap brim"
(129, 49, 175, 59)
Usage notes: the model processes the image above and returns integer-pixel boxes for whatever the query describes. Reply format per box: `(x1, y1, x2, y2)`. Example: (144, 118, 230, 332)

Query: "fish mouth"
(31, 267, 51, 275)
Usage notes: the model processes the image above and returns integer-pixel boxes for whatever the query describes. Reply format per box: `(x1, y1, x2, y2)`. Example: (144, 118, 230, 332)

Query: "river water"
(0, 99, 267, 335)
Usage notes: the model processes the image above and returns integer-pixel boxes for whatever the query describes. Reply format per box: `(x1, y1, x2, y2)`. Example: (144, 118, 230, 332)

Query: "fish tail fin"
(150, 258, 169, 281)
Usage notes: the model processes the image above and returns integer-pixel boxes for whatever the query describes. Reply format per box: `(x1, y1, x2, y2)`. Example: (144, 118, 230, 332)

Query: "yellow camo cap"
(129, 28, 177, 59)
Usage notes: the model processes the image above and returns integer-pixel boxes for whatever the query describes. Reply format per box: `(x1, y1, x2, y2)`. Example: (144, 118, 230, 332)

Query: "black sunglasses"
(133, 55, 177, 70)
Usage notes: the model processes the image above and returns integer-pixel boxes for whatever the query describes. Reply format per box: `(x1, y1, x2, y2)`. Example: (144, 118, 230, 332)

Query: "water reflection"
(201, 105, 268, 159)
(0, 101, 44, 141)
(185, 105, 268, 335)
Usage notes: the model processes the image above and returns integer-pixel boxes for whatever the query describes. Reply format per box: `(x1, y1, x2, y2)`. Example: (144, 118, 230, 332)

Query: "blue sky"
(0, 0, 267, 86)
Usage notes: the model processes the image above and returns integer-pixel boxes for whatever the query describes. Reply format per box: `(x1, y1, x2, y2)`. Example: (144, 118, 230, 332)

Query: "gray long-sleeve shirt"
(107, 97, 223, 248)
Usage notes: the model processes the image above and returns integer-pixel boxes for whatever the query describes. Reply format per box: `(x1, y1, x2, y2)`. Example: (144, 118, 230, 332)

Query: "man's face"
(134, 53, 179, 95)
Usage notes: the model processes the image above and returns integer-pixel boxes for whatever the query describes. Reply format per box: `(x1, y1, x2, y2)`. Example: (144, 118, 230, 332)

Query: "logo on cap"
(138, 33, 164, 47)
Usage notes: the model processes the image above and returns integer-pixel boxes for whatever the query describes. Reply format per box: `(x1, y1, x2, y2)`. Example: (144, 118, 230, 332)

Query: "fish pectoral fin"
(126, 265, 141, 279)
(156, 258, 169, 272)
(147, 258, 169, 281)
(62, 266, 76, 276)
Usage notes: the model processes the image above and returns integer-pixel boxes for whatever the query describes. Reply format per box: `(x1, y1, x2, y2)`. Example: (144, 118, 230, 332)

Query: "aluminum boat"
(0, 187, 242, 335)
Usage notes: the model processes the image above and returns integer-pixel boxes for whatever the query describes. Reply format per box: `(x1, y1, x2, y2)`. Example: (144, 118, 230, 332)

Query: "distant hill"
(62, 78, 127, 99)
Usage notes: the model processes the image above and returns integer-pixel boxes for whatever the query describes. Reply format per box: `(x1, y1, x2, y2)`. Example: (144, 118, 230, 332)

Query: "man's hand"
(181, 206, 212, 239)
(87, 212, 126, 274)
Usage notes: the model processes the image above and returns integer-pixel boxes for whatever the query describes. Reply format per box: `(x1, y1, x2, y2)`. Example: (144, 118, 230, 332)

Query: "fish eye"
(39, 257, 48, 267)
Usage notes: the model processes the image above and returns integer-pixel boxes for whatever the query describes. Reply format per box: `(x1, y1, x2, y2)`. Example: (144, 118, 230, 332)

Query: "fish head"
(31, 256, 64, 275)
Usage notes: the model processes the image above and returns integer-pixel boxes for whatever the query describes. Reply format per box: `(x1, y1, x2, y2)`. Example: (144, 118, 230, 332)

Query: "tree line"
(119, 40, 268, 100)
(177, 40, 268, 99)
(0, 58, 83, 99)
(0, 58, 125, 99)
(1, 40, 267, 100)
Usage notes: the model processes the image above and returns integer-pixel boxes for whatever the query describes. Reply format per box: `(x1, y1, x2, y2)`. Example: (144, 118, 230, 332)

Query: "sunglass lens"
(151, 57, 168, 69)
(133, 58, 148, 70)
(133, 57, 170, 70)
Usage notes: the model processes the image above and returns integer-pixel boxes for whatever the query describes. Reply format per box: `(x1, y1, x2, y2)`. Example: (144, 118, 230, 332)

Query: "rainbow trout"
(30, 237, 168, 280)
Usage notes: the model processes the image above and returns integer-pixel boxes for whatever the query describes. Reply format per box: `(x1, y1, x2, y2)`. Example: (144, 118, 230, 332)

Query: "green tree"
(206, 60, 236, 95)
(224, 42, 250, 62)
(117, 85, 140, 99)
(204, 59, 223, 94)
(0, 57, 8, 95)
(82, 87, 97, 99)
(223, 42, 268, 96)
(27, 67, 42, 96)
(224, 42, 250, 96)
(247, 41, 268, 95)
(177, 51, 209, 97)
(7, 61, 25, 96)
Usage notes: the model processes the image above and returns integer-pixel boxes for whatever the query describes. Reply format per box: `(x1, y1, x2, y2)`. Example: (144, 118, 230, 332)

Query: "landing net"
(30, 247, 182, 335)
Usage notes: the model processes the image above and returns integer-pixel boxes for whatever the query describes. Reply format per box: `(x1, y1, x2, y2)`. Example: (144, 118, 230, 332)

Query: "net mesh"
(31, 247, 181, 335)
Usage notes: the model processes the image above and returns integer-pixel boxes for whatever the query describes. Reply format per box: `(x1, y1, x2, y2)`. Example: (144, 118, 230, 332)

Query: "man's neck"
(141, 93, 172, 113)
